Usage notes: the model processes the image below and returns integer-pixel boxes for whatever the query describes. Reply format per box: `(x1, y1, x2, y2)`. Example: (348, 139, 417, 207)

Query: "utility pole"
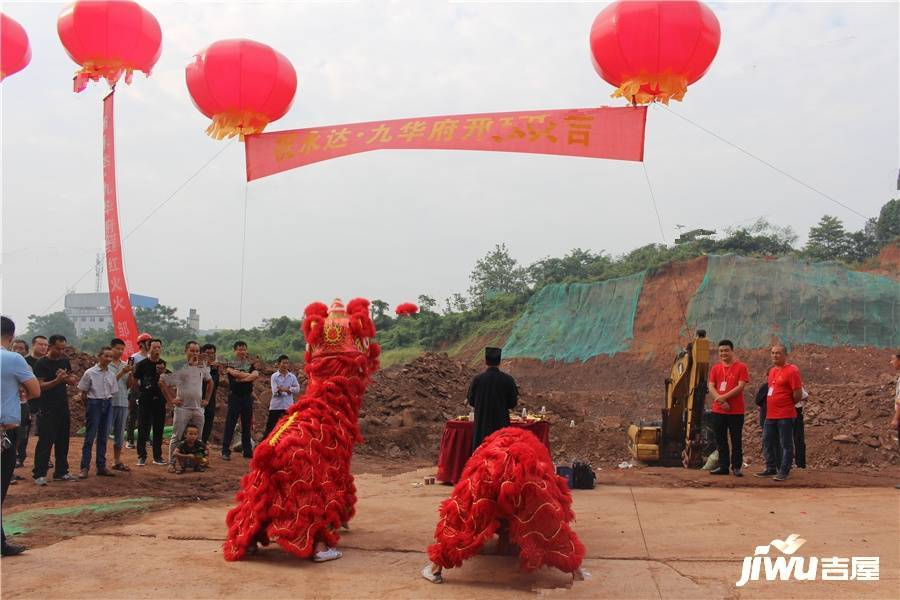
(94, 253, 104, 292)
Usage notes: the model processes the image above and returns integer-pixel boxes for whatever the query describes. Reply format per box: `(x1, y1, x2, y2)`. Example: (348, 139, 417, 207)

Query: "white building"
(64, 292, 159, 337)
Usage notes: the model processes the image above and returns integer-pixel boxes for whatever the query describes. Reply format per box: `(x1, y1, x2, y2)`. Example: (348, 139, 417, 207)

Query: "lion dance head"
(223, 298, 380, 561)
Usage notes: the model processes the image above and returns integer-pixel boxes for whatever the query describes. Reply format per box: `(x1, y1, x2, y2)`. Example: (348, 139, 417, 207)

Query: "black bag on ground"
(571, 461, 596, 489)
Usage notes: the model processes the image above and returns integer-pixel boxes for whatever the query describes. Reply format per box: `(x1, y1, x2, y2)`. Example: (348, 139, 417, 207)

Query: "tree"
(450, 293, 469, 312)
(370, 299, 389, 320)
(717, 219, 796, 256)
(843, 229, 880, 263)
(527, 248, 606, 287)
(804, 215, 849, 261)
(468, 243, 529, 306)
(875, 198, 900, 244)
(260, 316, 299, 337)
(25, 311, 77, 342)
(417, 294, 437, 313)
(134, 304, 193, 344)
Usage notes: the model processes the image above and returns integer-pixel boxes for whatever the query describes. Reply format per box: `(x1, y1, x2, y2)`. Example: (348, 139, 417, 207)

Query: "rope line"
(656, 104, 869, 221)
(641, 162, 694, 339)
(239, 181, 249, 329)
(38, 140, 237, 315)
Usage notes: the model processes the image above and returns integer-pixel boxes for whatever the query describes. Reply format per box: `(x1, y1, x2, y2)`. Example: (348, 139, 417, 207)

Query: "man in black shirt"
(221, 341, 260, 460)
(468, 347, 519, 451)
(200, 343, 220, 446)
(32, 335, 79, 484)
(16, 336, 48, 468)
(130, 339, 168, 466)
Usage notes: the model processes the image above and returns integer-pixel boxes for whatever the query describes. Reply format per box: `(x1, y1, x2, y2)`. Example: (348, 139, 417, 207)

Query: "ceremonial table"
(436, 419, 551, 484)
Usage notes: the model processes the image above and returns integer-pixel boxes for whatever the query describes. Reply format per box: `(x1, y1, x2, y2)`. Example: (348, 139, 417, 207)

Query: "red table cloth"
(436, 420, 551, 484)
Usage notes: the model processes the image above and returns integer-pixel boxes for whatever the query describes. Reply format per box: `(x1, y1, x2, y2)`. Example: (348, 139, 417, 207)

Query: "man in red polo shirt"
(708, 339, 750, 477)
(755, 344, 803, 481)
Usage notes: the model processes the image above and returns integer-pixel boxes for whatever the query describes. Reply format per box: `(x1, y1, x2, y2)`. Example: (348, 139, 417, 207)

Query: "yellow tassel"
(611, 73, 689, 106)
(269, 412, 298, 446)
(73, 61, 144, 92)
(206, 111, 271, 141)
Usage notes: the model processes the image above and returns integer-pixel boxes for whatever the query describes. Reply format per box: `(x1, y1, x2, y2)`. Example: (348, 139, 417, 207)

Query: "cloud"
(1, 1, 896, 330)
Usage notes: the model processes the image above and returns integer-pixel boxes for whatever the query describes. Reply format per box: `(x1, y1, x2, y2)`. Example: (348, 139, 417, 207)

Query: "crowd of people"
(0, 315, 303, 556)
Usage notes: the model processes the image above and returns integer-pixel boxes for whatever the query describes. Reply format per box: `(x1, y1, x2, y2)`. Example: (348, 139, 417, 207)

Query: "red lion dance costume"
(223, 298, 379, 561)
(424, 427, 586, 582)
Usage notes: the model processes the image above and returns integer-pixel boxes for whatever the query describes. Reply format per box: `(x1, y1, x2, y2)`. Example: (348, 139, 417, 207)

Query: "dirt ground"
(2, 464, 898, 599)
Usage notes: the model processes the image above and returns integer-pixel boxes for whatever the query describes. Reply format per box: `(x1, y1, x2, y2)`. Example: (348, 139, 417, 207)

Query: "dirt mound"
(861, 241, 900, 280)
(631, 256, 708, 358)
(358, 353, 479, 459)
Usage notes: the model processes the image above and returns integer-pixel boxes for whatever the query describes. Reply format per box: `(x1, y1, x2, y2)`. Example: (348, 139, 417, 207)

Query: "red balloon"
(185, 39, 297, 140)
(395, 303, 419, 316)
(1, 13, 31, 81)
(57, 0, 161, 92)
(589, 1, 720, 104)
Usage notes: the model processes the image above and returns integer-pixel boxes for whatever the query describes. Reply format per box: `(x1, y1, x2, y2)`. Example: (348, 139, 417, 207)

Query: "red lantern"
(1, 13, 31, 81)
(185, 39, 297, 140)
(395, 303, 419, 316)
(589, 1, 720, 105)
(57, 0, 161, 92)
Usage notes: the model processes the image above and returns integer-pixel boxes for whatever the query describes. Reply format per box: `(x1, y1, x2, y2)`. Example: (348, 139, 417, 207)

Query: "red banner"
(245, 106, 646, 181)
(102, 91, 139, 355)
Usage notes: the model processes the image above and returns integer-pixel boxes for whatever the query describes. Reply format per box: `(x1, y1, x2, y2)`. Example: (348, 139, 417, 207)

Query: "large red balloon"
(185, 39, 297, 140)
(57, 0, 161, 92)
(1, 13, 31, 81)
(590, 1, 720, 104)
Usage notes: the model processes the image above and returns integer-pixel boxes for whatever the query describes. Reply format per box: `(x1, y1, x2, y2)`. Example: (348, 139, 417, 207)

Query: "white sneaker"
(312, 547, 342, 562)
(34, 477, 47, 486)
(421, 564, 443, 584)
(152, 459, 167, 466)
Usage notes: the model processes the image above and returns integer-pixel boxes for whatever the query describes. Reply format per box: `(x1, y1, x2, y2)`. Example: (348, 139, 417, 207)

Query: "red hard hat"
(136, 333, 153, 343)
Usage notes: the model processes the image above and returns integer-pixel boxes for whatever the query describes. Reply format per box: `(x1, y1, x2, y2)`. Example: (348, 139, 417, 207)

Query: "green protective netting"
(503, 272, 645, 362)
(687, 255, 900, 349)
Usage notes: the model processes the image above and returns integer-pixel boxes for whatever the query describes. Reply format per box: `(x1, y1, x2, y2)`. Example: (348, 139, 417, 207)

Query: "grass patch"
(5, 497, 156, 536)
(445, 317, 518, 358)
(379, 346, 426, 368)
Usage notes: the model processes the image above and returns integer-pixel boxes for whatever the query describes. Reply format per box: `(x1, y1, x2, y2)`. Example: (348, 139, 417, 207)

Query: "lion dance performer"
(223, 298, 379, 563)
(422, 427, 586, 583)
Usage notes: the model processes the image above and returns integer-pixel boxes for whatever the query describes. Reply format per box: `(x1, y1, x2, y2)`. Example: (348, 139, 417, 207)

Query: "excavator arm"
(627, 330, 710, 467)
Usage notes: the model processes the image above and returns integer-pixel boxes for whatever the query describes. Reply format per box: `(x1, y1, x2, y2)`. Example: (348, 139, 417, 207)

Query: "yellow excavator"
(627, 330, 710, 468)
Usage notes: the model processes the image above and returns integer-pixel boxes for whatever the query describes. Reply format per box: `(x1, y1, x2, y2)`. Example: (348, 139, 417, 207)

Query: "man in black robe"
(468, 347, 518, 452)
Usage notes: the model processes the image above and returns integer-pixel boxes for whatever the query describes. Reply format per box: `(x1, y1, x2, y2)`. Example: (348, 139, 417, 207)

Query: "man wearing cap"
(125, 333, 152, 448)
(468, 347, 518, 451)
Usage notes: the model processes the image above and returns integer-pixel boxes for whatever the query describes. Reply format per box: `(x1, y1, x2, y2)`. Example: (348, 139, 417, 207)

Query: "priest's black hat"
(485, 347, 502, 365)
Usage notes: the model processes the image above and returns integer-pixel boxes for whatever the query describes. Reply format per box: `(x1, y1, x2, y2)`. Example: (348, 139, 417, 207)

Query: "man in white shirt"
(265, 355, 301, 436)
(77, 347, 118, 478)
(161, 341, 212, 470)
(108, 338, 133, 472)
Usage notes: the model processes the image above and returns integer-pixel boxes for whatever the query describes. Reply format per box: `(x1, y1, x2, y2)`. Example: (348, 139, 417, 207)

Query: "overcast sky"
(1, 1, 897, 331)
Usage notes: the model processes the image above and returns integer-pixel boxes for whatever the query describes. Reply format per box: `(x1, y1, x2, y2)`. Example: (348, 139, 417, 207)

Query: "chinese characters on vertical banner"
(245, 106, 646, 181)
(102, 92, 139, 355)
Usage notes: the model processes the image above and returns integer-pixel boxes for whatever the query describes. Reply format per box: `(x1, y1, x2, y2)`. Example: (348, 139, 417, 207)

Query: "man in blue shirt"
(1, 316, 40, 556)
(265, 355, 301, 436)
